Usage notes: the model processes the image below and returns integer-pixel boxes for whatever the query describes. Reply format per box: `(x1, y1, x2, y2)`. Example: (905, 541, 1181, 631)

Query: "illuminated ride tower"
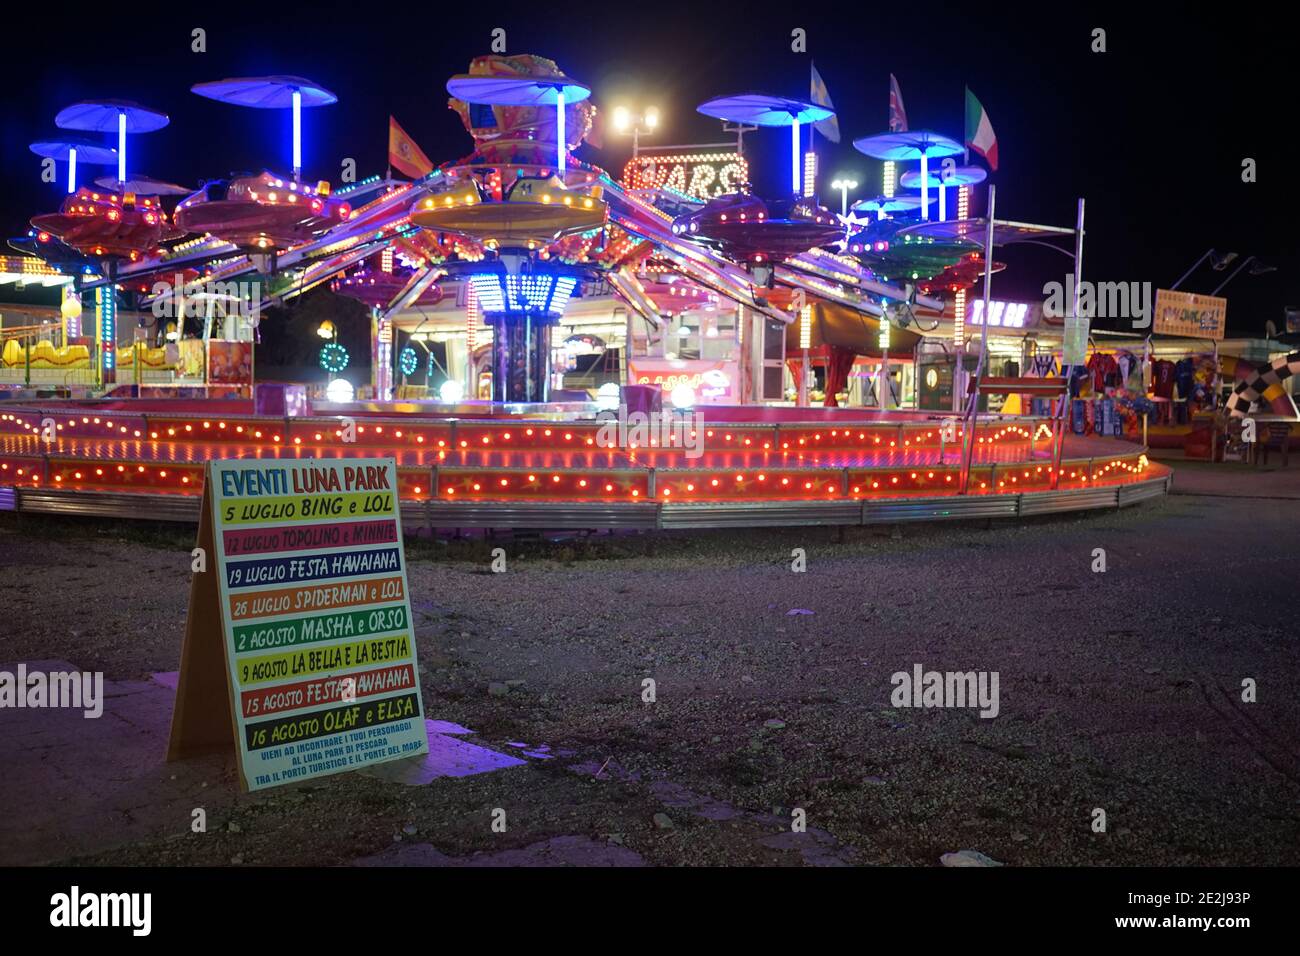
(411, 55, 614, 403)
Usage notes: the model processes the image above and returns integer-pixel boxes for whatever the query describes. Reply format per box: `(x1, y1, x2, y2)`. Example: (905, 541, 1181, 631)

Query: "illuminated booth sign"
(918, 360, 954, 410)
(624, 151, 750, 200)
(966, 299, 1041, 329)
(629, 358, 738, 402)
(466, 272, 578, 316)
(1151, 288, 1226, 340)
(563, 333, 606, 355)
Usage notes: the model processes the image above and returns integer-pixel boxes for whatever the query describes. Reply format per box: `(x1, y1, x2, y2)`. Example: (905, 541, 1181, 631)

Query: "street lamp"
(831, 177, 858, 217)
(611, 105, 661, 157)
(1211, 256, 1276, 296)
(1171, 249, 1238, 290)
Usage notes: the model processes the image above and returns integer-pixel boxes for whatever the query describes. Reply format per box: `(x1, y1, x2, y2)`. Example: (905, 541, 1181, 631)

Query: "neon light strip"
(954, 288, 966, 347)
(791, 120, 801, 194)
(557, 92, 566, 178)
(117, 111, 126, 184)
(292, 89, 302, 177)
(97, 286, 115, 372)
(920, 152, 929, 221)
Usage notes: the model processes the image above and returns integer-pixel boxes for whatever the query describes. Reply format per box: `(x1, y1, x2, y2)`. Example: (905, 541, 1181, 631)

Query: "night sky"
(2, 1, 1292, 336)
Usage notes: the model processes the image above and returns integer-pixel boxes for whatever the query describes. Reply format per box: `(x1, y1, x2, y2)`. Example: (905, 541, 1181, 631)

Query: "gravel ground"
(1, 478, 1297, 867)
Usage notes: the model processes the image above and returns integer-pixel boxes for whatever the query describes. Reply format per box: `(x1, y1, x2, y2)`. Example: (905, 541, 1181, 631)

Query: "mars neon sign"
(624, 151, 749, 200)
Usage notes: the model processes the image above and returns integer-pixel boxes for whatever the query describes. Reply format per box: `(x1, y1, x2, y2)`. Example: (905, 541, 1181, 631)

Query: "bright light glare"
(670, 384, 696, 409)
(325, 378, 354, 403)
(439, 379, 465, 403)
(644, 107, 660, 129)
(596, 382, 621, 411)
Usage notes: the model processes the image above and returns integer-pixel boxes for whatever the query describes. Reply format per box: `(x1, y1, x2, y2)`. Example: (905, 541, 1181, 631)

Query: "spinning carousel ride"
(29, 187, 182, 264)
(0, 51, 1170, 531)
(177, 77, 351, 252)
(404, 55, 626, 402)
(670, 193, 843, 280)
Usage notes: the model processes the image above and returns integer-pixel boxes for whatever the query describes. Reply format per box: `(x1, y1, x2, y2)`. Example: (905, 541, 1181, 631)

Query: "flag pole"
(979, 185, 996, 375)
(960, 183, 997, 494)
(1052, 196, 1086, 488)
(963, 87, 970, 166)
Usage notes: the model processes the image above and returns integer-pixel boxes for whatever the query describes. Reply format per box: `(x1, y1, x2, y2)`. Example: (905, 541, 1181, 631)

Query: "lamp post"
(1211, 256, 1276, 296)
(830, 177, 858, 217)
(1171, 249, 1238, 290)
(612, 105, 660, 158)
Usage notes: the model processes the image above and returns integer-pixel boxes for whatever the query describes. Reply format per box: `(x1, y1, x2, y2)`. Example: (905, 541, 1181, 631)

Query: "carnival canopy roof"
(29, 139, 118, 164)
(697, 94, 834, 126)
(785, 299, 924, 356)
(191, 76, 338, 108)
(55, 99, 169, 133)
(897, 218, 1075, 245)
(851, 195, 934, 214)
(446, 73, 591, 105)
(899, 165, 988, 189)
(92, 174, 191, 195)
(853, 130, 962, 160)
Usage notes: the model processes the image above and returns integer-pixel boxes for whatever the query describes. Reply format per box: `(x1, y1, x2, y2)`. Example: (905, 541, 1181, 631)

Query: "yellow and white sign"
(1152, 289, 1226, 340)
(168, 457, 427, 792)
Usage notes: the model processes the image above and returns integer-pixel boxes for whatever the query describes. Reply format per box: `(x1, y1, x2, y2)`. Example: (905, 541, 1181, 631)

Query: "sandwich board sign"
(167, 457, 427, 791)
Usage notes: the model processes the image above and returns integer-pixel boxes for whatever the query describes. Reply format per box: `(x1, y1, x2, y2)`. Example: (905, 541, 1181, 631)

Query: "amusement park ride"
(30, 189, 183, 263)
(1, 53, 1171, 529)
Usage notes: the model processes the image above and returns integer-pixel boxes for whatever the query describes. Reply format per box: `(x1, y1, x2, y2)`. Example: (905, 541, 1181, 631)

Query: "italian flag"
(964, 88, 998, 171)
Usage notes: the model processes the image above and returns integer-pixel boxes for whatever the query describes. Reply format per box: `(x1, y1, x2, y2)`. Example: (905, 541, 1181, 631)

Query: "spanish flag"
(388, 116, 434, 179)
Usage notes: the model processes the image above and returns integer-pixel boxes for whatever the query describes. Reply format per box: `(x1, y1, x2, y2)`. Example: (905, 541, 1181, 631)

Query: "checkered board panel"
(1225, 351, 1300, 417)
